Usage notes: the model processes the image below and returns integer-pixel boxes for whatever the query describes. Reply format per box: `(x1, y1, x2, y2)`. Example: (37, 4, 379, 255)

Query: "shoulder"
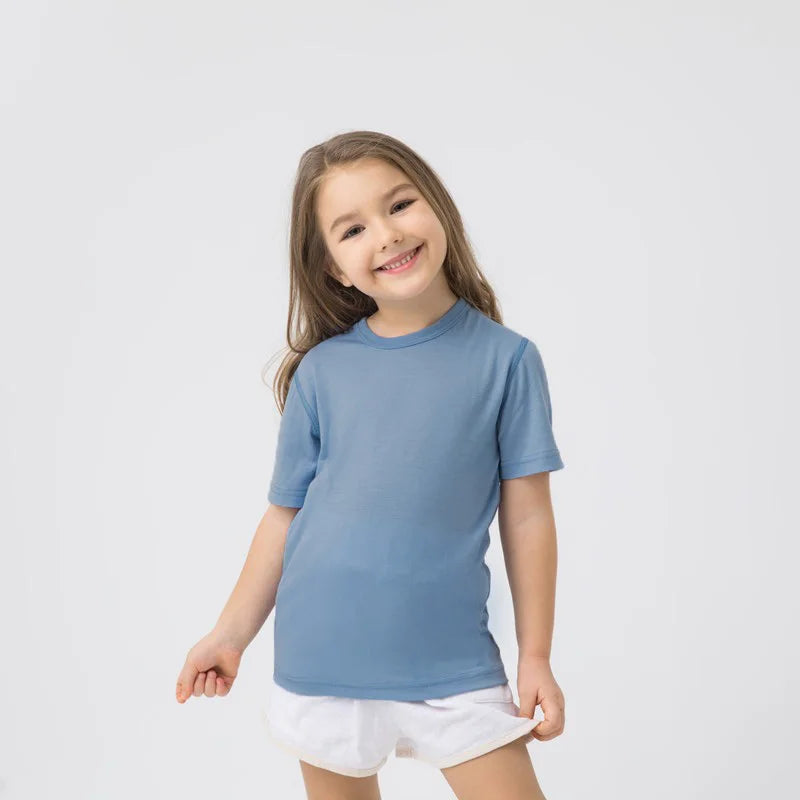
(292, 323, 360, 382)
(462, 301, 535, 366)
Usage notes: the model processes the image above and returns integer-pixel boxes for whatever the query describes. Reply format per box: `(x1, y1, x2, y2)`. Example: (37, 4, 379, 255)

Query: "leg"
(439, 737, 547, 800)
(299, 759, 382, 800)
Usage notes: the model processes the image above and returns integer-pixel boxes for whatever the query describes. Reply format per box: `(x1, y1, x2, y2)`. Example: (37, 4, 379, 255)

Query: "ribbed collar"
(356, 297, 469, 350)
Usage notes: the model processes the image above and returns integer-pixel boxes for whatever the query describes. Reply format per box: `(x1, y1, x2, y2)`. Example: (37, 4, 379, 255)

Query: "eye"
(341, 199, 416, 240)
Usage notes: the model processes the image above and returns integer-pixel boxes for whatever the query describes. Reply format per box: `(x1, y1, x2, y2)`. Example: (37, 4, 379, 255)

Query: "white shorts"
(261, 678, 538, 777)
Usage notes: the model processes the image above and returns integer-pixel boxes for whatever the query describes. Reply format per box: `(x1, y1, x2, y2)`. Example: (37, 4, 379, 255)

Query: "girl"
(176, 130, 566, 800)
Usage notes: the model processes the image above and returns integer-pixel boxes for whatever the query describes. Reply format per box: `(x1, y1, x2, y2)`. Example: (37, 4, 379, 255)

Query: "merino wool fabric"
(268, 297, 565, 700)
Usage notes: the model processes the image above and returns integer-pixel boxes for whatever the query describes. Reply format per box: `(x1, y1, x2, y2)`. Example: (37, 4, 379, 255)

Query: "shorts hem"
(426, 717, 539, 769)
(264, 723, 387, 777)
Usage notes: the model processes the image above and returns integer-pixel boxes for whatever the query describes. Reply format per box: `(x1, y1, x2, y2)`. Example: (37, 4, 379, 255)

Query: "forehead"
(317, 159, 412, 222)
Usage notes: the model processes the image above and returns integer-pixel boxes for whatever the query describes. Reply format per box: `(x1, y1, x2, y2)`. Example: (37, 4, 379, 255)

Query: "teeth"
(379, 246, 418, 270)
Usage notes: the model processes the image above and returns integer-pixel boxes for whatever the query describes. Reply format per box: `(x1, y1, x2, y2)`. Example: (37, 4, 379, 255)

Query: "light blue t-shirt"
(268, 296, 564, 700)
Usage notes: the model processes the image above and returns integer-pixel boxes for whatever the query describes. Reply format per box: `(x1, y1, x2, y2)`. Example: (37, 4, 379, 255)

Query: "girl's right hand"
(175, 630, 243, 703)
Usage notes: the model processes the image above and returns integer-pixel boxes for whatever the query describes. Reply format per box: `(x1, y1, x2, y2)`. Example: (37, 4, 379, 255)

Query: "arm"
(498, 471, 557, 660)
(498, 471, 566, 741)
(176, 502, 298, 703)
(212, 502, 298, 651)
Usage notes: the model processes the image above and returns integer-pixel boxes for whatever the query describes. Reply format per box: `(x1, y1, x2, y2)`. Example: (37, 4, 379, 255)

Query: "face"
(316, 158, 449, 306)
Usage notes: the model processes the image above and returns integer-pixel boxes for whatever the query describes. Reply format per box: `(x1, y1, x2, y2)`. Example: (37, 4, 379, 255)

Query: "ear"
(325, 260, 353, 288)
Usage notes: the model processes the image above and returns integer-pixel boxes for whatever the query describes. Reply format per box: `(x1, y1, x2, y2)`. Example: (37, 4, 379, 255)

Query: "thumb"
(176, 661, 199, 704)
(517, 694, 537, 722)
(516, 694, 538, 745)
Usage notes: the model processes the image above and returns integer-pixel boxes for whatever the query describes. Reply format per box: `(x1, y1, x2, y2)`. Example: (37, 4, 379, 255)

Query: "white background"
(2, 2, 798, 798)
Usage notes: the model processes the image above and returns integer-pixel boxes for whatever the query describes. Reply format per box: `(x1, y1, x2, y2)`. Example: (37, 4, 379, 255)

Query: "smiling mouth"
(375, 244, 423, 272)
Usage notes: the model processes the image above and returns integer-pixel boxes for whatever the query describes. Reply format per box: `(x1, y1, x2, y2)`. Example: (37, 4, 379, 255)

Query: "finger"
(216, 676, 232, 697)
(176, 661, 199, 703)
(205, 670, 217, 697)
(532, 702, 564, 740)
(548, 696, 565, 732)
(193, 672, 206, 697)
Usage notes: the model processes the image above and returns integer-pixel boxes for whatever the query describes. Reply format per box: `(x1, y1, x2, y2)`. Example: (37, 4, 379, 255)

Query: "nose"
(378, 222, 403, 251)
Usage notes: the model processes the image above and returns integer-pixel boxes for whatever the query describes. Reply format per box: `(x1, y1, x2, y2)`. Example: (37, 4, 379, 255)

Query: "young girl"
(176, 130, 566, 800)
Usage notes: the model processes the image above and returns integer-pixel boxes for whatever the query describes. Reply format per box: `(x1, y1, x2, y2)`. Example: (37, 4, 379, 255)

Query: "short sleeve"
(268, 371, 321, 508)
(497, 338, 565, 480)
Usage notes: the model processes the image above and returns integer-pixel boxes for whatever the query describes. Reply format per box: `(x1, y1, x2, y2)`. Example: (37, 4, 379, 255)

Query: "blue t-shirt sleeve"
(497, 338, 565, 480)
(268, 370, 321, 508)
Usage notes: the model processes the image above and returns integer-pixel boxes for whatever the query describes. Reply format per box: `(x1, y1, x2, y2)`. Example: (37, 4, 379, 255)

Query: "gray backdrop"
(1, 1, 797, 798)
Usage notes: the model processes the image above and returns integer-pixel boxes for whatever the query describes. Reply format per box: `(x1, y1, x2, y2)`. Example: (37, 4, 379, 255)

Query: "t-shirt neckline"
(356, 297, 469, 350)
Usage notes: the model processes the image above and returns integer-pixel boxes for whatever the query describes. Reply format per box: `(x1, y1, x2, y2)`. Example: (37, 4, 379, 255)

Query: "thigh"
(299, 759, 382, 800)
(439, 737, 547, 800)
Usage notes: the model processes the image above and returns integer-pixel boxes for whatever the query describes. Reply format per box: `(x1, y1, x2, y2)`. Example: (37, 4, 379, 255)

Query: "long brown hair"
(264, 130, 504, 413)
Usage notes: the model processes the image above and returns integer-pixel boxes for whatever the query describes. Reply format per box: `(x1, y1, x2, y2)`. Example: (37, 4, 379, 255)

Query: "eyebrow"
(328, 182, 417, 234)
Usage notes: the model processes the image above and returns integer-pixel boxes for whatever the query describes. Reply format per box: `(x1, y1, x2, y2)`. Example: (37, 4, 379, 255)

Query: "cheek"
(355, 248, 379, 279)
(416, 208, 445, 242)
(420, 217, 446, 256)
(336, 242, 371, 272)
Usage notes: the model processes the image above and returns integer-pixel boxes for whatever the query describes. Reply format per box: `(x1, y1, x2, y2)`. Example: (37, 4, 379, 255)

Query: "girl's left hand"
(516, 655, 566, 743)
